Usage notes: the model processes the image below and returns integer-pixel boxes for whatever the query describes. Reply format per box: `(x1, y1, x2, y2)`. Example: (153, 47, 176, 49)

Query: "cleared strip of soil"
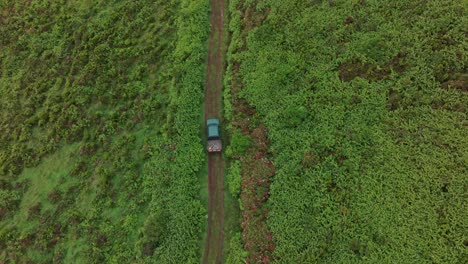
(203, 0, 225, 263)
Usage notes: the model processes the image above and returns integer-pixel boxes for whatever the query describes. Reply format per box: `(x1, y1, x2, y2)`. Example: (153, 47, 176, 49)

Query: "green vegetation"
(0, 0, 209, 263)
(227, 0, 467, 262)
(226, 232, 248, 264)
(2, 0, 466, 262)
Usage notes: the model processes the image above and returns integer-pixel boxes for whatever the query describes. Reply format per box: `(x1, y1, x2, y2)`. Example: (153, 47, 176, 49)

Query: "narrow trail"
(203, 0, 225, 263)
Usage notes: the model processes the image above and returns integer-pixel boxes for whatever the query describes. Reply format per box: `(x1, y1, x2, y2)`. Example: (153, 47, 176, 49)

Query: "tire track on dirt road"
(203, 0, 225, 263)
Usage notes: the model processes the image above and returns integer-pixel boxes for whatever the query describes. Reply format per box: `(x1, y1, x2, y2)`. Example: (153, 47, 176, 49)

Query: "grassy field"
(0, 0, 209, 263)
(2, 0, 466, 263)
(226, 0, 467, 263)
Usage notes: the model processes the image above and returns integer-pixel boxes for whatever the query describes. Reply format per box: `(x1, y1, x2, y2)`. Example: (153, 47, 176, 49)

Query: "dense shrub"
(0, 0, 209, 263)
(227, 0, 467, 262)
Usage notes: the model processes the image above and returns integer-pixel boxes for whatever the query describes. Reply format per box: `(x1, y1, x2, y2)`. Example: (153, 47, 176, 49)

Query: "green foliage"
(228, 0, 467, 262)
(136, 210, 168, 258)
(0, 0, 209, 263)
(0, 190, 20, 219)
(281, 106, 308, 128)
(227, 161, 242, 198)
(227, 130, 251, 157)
(226, 232, 248, 264)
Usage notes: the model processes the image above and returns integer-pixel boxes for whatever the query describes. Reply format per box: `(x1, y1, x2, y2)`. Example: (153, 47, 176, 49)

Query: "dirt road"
(203, 0, 225, 263)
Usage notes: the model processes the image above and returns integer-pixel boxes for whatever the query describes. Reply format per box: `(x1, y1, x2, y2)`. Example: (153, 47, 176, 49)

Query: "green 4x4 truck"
(206, 118, 222, 152)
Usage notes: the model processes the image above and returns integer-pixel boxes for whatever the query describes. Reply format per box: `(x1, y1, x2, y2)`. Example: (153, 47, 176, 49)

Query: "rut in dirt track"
(203, 0, 225, 263)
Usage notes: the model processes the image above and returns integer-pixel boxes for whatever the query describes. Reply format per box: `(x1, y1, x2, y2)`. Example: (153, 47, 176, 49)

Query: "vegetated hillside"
(0, 0, 208, 263)
(226, 0, 467, 263)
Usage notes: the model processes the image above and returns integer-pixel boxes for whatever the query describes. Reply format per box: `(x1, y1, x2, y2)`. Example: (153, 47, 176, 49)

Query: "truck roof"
(208, 124, 219, 138)
(207, 118, 220, 138)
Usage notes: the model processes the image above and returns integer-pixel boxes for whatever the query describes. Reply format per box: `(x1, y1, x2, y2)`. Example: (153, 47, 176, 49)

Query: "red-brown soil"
(203, 0, 225, 263)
